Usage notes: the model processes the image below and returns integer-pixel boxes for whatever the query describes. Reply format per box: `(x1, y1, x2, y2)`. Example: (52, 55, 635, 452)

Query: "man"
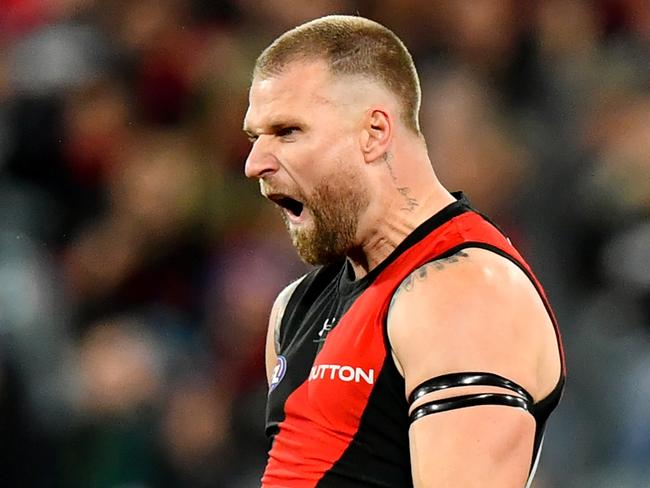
(243, 15, 565, 488)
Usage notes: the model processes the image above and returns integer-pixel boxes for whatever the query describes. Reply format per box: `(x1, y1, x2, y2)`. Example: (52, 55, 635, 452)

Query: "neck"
(347, 173, 455, 280)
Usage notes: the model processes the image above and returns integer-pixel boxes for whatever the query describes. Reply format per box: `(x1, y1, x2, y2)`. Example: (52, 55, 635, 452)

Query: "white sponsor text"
(308, 364, 375, 384)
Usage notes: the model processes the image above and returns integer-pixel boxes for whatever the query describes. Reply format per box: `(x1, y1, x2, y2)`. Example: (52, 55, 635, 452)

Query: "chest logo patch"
(269, 355, 287, 393)
(313, 318, 336, 343)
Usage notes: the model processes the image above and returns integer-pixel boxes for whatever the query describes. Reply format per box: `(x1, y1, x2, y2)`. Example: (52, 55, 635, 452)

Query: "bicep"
(407, 374, 538, 487)
(409, 405, 535, 488)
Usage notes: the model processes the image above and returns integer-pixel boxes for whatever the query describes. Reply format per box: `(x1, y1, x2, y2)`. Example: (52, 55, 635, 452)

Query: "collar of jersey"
(337, 191, 471, 296)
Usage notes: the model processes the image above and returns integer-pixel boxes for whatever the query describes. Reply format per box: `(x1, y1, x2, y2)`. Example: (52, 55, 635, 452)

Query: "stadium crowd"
(0, 0, 649, 486)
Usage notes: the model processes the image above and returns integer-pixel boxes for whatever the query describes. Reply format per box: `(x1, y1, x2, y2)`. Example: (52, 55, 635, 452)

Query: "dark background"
(1, 0, 649, 486)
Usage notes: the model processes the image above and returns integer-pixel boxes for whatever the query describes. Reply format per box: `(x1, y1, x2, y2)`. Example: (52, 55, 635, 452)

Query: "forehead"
(244, 61, 340, 129)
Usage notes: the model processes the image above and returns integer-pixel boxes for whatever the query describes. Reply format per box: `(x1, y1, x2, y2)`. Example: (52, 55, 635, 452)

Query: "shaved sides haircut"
(254, 15, 422, 134)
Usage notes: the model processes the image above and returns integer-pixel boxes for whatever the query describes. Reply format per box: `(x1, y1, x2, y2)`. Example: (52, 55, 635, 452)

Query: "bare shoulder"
(387, 247, 561, 402)
(388, 247, 533, 306)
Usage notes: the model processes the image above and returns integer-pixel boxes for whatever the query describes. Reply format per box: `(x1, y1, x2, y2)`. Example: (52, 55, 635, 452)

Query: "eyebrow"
(243, 118, 305, 136)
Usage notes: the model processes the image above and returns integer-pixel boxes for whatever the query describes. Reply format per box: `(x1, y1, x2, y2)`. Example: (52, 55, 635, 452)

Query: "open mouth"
(268, 194, 304, 218)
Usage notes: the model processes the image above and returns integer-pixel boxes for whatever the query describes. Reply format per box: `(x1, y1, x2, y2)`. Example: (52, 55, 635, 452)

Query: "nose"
(244, 136, 279, 179)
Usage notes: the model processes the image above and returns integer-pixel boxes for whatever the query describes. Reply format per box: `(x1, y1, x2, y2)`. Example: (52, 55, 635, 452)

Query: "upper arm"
(265, 275, 307, 385)
(387, 248, 561, 488)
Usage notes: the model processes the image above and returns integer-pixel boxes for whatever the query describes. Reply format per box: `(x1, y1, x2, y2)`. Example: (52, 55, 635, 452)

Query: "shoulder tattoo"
(388, 250, 470, 319)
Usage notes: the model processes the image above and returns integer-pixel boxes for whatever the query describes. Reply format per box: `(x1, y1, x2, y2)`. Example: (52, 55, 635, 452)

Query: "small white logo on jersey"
(269, 355, 287, 393)
(308, 364, 375, 384)
(314, 318, 336, 343)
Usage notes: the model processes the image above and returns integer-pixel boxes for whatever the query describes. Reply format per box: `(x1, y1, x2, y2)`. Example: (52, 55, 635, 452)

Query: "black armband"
(408, 372, 534, 424)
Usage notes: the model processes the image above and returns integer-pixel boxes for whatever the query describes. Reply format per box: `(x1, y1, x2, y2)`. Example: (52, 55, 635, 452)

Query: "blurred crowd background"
(0, 0, 649, 486)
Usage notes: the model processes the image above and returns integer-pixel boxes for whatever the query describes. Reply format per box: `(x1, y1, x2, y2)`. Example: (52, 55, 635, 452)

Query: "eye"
(277, 126, 300, 138)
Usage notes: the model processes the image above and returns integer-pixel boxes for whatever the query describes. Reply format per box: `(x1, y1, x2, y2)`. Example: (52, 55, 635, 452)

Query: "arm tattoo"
(273, 276, 306, 352)
(273, 290, 293, 352)
(388, 250, 469, 318)
(274, 311, 282, 352)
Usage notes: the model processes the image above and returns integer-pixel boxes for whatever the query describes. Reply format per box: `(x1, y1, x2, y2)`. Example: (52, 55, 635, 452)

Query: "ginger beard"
(281, 170, 369, 266)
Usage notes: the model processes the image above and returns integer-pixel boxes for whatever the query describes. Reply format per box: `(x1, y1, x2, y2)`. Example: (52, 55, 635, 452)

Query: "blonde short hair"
(253, 15, 422, 134)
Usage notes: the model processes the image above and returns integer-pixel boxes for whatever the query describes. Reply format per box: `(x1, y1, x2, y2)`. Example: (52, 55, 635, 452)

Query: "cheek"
(317, 133, 360, 167)
(282, 132, 360, 187)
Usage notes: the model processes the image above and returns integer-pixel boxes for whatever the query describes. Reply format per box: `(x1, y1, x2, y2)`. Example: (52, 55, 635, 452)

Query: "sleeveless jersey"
(263, 194, 566, 487)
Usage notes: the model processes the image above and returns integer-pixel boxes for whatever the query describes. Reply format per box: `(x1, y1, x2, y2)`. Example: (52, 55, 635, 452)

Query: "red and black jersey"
(263, 193, 566, 488)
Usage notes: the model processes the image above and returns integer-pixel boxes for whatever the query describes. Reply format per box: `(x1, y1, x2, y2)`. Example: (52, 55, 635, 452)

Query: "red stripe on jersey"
(262, 277, 390, 486)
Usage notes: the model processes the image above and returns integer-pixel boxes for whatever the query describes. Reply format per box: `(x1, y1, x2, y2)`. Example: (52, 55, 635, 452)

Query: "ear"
(359, 108, 392, 163)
